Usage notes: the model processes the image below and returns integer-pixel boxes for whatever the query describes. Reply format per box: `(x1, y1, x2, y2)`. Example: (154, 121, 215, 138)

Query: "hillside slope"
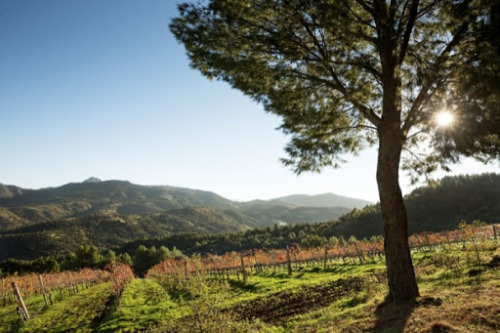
(0, 207, 255, 260)
(239, 202, 351, 226)
(270, 193, 371, 208)
(0, 179, 367, 230)
(1, 173, 498, 261)
(0, 180, 238, 229)
(115, 173, 500, 257)
(331, 173, 500, 238)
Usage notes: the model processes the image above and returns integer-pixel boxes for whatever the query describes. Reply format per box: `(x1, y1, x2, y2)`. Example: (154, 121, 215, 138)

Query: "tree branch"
(354, 0, 374, 15)
(396, 0, 411, 35)
(290, 68, 381, 126)
(398, 0, 420, 65)
(402, 21, 470, 134)
(286, 4, 382, 127)
(417, 0, 441, 18)
(340, 0, 377, 30)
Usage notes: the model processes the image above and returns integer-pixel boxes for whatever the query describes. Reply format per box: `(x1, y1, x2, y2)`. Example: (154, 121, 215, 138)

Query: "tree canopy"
(170, 0, 499, 300)
(171, 0, 499, 175)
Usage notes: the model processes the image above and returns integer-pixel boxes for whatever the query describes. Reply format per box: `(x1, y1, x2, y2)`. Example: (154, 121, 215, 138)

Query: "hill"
(239, 201, 351, 227)
(0, 179, 371, 261)
(0, 180, 238, 230)
(0, 179, 365, 231)
(114, 173, 500, 257)
(331, 173, 500, 239)
(0, 184, 24, 198)
(270, 193, 371, 208)
(0, 207, 255, 261)
(3, 174, 498, 262)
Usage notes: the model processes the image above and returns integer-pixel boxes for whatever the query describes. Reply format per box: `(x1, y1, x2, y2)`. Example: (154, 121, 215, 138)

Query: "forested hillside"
(332, 173, 500, 238)
(0, 180, 238, 230)
(1, 174, 498, 262)
(269, 193, 371, 208)
(117, 173, 500, 256)
(0, 207, 255, 261)
(0, 179, 361, 231)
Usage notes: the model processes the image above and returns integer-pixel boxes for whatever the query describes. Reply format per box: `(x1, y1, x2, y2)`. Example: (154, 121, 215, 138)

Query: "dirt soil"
(231, 277, 364, 324)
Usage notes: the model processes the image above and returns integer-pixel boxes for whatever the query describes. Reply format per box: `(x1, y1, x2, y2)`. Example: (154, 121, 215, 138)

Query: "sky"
(1, 0, 498, 203)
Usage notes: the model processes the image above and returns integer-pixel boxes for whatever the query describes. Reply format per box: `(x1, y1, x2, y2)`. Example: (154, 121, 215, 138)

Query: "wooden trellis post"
(12, 282, 30, 322)
(323, 244, 328, 270)
(240, 256, 247, 284)
(286, 247, 292, 275)
(38, 275, 49, 307)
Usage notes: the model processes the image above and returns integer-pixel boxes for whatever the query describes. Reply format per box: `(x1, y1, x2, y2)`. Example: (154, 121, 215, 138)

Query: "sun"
(435, 110, 455, 127)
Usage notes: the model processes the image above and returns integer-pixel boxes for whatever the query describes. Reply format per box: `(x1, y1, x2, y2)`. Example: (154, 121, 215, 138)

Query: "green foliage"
(97, 278, 187, 332)
(333, 173, 500, 239)
(1, 173, 498, 273)
(171, 0, 500, 300)
(75, 245, 102, 268)
(102, 249, 116, 266)
(441, 1, 500, 161)
(2, 240, 499, 332)
(132, 245, 182, 277)
(171, 0, 499, 176)
(117, 253, 133, 266)
(18, 282, 112, 333)
(300, 234, 328, 248)
(0, 208, 253, 261)
(59, 245, 104, 271)
(0, 256, 60, 277)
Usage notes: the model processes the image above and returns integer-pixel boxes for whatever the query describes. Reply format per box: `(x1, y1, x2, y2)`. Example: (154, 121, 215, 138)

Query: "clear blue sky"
(1, 0, 497, 202)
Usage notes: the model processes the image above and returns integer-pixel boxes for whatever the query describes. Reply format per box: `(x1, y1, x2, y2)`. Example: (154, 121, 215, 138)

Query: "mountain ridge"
(1, 173, 498, 261)
(0, 179, 362, 231)
(0, 206, 256, 261)
(269, 193, 371, 208)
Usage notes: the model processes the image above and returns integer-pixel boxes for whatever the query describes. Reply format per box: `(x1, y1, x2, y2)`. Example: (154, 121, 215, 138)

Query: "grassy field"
(1, 241, 499, 332)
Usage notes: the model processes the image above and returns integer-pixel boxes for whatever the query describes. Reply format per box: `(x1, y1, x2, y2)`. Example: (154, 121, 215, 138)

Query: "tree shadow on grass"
(227, 279, 260, 292)
(374, 299, 417, 333)
(374, 297, 443, 333)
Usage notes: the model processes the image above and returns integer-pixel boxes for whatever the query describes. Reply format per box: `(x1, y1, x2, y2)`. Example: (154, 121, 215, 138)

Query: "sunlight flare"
(435, 110, 455, 127)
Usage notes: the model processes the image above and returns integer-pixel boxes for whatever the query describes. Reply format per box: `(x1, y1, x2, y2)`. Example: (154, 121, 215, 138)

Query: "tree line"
(0, 244, 183, 277)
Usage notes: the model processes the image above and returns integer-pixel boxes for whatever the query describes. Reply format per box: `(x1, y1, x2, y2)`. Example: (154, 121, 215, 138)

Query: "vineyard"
(1, 224, 499, 332)
(0, 263, 133, 333)
(147, 223, 499, 278)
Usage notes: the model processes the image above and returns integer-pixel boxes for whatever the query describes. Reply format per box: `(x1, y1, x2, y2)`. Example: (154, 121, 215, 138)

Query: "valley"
(1, 225, 499, 332)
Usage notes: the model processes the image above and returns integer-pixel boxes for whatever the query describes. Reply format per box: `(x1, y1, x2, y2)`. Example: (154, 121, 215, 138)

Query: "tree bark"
(377, 128, 420, 300)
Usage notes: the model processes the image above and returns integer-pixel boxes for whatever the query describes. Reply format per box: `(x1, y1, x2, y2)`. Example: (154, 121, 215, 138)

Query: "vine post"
(38, 275, 49, 307)
(12, 282, 30, 322)
(240, 256, 247, 284)
(323, 244, 328, 270)
(286, 247, 292, 276)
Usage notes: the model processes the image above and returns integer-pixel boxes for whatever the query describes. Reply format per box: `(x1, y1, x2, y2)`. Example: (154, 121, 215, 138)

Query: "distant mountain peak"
(83, 177, 102, 183)
(270, 192, 372, 209)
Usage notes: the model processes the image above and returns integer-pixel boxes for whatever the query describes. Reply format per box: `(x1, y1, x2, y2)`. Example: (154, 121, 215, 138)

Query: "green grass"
(2, 241, 499, 332)
(0, 293, 50, 333)
(0, 287, 84, 333)
(217, 261, 385, 307)
(98, 278, 189, 332)
(18, 282, 112, 333)
(277, 243, 500, 333)
(104, 243, 500, 332)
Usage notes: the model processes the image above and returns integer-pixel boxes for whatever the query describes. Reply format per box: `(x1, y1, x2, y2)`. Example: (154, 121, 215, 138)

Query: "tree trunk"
(377, 128, 420, 300)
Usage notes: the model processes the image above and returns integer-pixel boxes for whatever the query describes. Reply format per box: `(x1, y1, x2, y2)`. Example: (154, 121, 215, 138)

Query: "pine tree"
(170, 0, 499, 300)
